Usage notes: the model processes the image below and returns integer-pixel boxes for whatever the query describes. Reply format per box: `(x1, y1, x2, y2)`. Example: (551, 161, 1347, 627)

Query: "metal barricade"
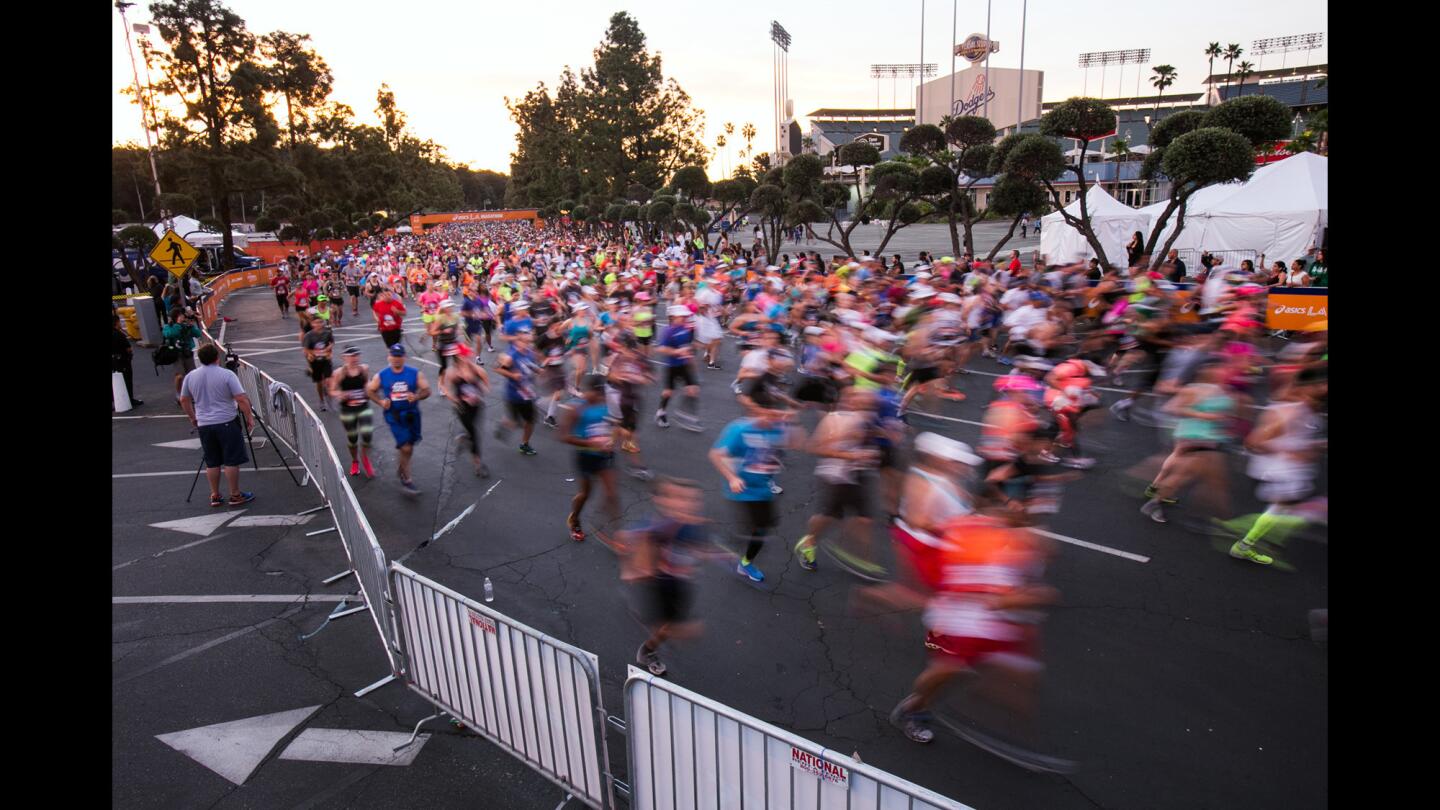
(389, 563, 615, 810)
(317, 420, 403, 676)
(1175, 247, 1259, 271)
(624, 666, 974, 810)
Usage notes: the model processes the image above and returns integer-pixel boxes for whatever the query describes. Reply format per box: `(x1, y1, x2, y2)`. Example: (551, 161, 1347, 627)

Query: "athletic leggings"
(456, 401, 483, 457)
(339, 405, 374, 449)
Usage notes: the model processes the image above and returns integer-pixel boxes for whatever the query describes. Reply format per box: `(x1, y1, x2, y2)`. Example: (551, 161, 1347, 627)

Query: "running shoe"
(655, 412, 671, 429)
(770, 482, 784, 495)
(1142, 484, 1179, 505)
(362, 457, 375, 478)
(679, 415, 704, 433)
(401, 480, 420, 496)
(476, 463, 490, 478)
(938, 390, 967, 401)
(209, 494, 225, 508)
(636, 643, 667, 676)
(996, 356, 1013, 366)
(1038, 449, 1061, 464)
(707, 362, 722, 370)
(1061, 457, 1096, 470)
(1229, 542, 1274, 565)
(519, 444, 537, 456)
(568, 519, 586, 542)
(888, 696, 935, 744)
(794, 536, 817, 571)
(1139, 501, 1166, 523)
(736, 561, 765, 582)
(227, 491, 256, 506)
(621, 440, 640, 454)
(544, 415, 558, 429)
(629, 467, 654, 481)
(350, 460, 360, 476)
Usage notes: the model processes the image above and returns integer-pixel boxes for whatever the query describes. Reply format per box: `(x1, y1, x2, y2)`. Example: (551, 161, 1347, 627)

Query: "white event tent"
(1039, 185, 1150, 265)
(1141, 152, 1328, 263)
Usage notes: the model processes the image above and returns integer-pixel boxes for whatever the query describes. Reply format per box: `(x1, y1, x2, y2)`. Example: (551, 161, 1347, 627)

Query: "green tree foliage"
(507, 13, 707, 207)
(129, 0, 477, 252)
(1201, 95, 1292, 149)
(149, 0, 271, 268)
(669, 166, 712, 202)
(1137, 96, 1287, 264)
(258, 31, 332, 148)
(1036, 98, 1118, 266)
(1142, 128, 1255, 263)
(984, 175, 1049, 261)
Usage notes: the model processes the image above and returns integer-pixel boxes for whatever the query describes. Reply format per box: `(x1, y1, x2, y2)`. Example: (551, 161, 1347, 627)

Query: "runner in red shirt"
(271, 271, 291, 318)
(372, 289, 407, 349)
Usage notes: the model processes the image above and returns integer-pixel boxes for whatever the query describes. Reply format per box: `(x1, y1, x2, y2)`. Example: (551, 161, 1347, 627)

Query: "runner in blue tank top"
(560, 375, 620, 542)
(365, 343, 431, 494)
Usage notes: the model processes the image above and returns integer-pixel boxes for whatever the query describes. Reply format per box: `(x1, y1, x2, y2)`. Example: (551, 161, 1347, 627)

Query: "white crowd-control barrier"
(624, 666, 975, 810)
(390, 563, 616, 809)
(209, 327, 404, 681)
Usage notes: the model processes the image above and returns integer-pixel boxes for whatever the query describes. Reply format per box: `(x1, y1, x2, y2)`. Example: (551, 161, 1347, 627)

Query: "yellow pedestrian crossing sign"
(151, 229, 200, 278)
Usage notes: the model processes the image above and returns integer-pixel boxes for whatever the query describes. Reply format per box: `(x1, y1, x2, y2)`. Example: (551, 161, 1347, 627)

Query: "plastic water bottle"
(483, 577, 494, 603)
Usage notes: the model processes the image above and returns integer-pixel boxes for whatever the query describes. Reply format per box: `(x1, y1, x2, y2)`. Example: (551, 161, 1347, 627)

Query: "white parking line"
(1034, 528, 1150, 563)
(907, 409, 985, 427)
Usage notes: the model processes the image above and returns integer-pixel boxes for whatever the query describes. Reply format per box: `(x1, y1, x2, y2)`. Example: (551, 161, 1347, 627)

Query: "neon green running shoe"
(1229, 542, 1274, 566)
(794, 535, 817, 571)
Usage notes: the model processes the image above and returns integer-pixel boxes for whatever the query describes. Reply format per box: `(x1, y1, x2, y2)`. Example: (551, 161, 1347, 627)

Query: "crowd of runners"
(240, 218, 1326, 772)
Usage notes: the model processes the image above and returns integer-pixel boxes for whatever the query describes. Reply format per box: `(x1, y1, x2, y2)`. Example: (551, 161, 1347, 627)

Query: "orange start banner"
(1265, 288, 1328, 331)
(409, 210, 541, 231)
(199, 265, 276, 327)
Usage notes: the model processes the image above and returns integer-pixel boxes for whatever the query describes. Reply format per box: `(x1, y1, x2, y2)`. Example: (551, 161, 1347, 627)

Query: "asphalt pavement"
(112, 286, 1327, 809)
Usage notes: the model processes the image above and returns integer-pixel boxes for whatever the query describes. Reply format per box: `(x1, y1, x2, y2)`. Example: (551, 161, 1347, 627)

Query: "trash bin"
(129, 294, 162, 347)
(116, 306, 140, 340)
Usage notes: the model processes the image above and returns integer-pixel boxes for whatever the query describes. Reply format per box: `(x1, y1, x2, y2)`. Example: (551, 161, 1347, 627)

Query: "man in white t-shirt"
(179, 343, 257, 507)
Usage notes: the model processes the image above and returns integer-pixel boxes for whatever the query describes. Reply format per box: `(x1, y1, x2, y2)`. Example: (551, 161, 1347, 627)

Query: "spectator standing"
(162, 308, 203, 402)
(112, 313, 142, 409)
(179, 343, 257, 508)
(1307, 250, 1327, 287)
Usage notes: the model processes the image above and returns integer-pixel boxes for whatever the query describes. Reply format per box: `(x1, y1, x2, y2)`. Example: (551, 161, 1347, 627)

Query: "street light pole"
(1017, 0, 1027, 132)
(116, 1, 163, 202)
(918, 0, 926, 122)
(983, 0, 992, 119)
(950, 0, 957, 119)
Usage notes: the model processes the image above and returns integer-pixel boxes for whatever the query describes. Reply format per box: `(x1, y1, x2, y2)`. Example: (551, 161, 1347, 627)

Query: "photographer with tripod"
(179, 343, 257, 508)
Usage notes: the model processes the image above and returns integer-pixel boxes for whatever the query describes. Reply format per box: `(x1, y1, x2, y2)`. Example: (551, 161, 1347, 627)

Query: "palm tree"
(1235, 61, 1255, 97)
(716, 134, 728, 176)
(1150, 64, 1178, 120)
(1108, 136, 1131, 199)
(1224, 44, 1243, 92)
(1205, 42, 1222, 98)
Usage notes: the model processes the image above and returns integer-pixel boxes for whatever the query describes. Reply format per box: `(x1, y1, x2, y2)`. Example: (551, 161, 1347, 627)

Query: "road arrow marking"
(154, 438, 203, 450)
(228, 514, 315, 528)
(155, 705, 321, 785)
(149, 510, 244, 537)
(279, 729, 430, 766)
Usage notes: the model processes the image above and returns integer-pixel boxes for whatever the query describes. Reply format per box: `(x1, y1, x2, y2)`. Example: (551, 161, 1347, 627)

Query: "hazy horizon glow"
(113, 1, 1326, 179)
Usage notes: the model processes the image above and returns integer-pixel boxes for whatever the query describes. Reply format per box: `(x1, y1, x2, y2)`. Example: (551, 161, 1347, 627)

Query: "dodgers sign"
(952, 73, 998, 118)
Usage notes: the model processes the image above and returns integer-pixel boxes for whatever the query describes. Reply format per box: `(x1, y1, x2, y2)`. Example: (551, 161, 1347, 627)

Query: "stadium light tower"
(1252, 32, 1324, 72)
(771, 21, 792, 158)
(1077, 48, 1149, 101)
(870, 64, 937, 113)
